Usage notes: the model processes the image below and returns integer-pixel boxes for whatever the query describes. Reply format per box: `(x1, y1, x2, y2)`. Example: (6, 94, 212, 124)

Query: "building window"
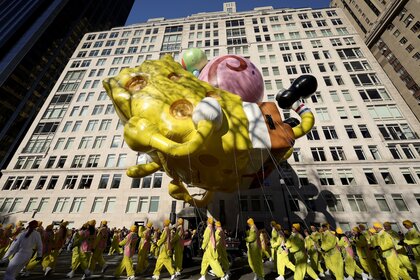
(400, 168, 416, 184)
(379, 168, 394, 184)
(330, 146, 346, 161)
(104, 197, 116, 213)
(347, 194, 367, 212)
(375, 194, 390, 211)
(318, 169, 334, 185)
(311, 147, 326, 161)
(98, 174, 109, 189)
(392, 194, 408, 211)
(53, 197, 70, 213)
(401, 145, 415, 159)
(306, 127, 320, 140)
(91, 197, 104, 213)
(354, 146, 366, 160)
(63, 175, 78, 189)
(315, 108, 330, 121)
(326, 194, 344, 212)
(378, 124, 416, 140)
(46, 176, 58, 190)
(322, 126, 338, 139)
(78, 175, 93, 189)
(369, 145, 381, 159)
(338, 169, 355, 186)
(70, 197, 86, 213)
(149, 196, 160, 212)
(111, 174, 122, 189)
(364, 169, 378, 184)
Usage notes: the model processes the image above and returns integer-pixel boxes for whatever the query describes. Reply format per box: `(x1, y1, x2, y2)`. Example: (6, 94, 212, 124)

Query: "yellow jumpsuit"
(270, 227, 279, 270)
(89, 226, 108, 272)
(78, 228, 95, 272)
(114, 231, 139, 277)
(200, 224, 225, 278)
(260, 231, 271, 260)
(321, 230, 343, 280)
(40, 228, 55, 271)
(108, 231, 122, 255)
(387, 229, 413, 275)
(135, 227, 152, 274)
(151, 230, 161, 257)
(305, 234, 323, 274)
(172, 224, 184, 273)
(70, 231, 81, 272)
(153, 226, 176, 277)
(371, 229, 410, 280)
(354, 232, 380, 278)
(404, 227, 420, 280)
(0, 227, 12, 259)
(245, 225, 264, 279)
(286, 232, 318, 280)
(216, 226, 230, 272)
(273, 233, 295, 277)
(337, 235, 364, 277)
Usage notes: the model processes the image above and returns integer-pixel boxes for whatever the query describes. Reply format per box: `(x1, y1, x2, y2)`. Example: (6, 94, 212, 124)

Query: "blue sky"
(125, 0, 331, 25)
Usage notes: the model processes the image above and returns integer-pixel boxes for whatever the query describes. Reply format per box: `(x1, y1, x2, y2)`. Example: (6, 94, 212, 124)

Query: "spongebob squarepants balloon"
(103, 54, 317, 207)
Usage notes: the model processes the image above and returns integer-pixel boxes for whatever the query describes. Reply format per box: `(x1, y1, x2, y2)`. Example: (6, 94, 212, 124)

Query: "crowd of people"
(0, 217, 418, 280)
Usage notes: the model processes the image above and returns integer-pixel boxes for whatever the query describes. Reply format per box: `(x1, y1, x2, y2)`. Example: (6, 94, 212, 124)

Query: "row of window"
(291, 192, 417, 214)
(292, 166, 420, 187)
(3, 172, 163, 191)
(0, 195, 160, 215)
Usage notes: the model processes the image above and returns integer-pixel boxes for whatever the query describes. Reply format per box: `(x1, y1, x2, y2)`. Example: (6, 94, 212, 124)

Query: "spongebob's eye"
(168, 73, 181, 81)
(126, 76, 147, 92)
(170, 99, 193, 119)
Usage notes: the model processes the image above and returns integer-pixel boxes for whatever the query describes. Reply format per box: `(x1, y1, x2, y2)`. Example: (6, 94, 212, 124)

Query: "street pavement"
(0, 251, 342, 279)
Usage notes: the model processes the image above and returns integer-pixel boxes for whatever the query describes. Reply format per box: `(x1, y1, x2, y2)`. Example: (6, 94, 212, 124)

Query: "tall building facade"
(0, 2, 419, 231)
(330, 0, 420, 121)
(0, 0, 134, 173)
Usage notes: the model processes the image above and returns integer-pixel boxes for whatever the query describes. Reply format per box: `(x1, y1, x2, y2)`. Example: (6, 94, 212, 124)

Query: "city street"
(0, 251, 340, 280)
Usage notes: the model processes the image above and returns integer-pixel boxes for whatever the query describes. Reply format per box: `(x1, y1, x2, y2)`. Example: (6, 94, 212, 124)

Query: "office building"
(0, 0, 134, 173)
(0, 2, 419, 231)
(330, 0, 420, 120)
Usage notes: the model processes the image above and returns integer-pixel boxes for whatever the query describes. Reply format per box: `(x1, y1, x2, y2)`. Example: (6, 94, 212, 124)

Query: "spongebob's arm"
(127, 162, 162, 178)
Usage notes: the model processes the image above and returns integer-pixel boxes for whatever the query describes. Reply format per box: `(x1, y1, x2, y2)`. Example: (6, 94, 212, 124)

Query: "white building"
(1, 2, 419, 232)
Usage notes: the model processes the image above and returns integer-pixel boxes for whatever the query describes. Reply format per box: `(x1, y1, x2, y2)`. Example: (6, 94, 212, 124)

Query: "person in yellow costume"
(270, 221, 279, 267)
(320, 223, 344, 280)
(371, 222, 410, 280)
(199, 217, 227, 280)
(402, 220, 420, 280)
(11, 221, 23, 240)
(78, 220, 96, 279)
(286, 223, 320, 280)
(151, 228, 161, 257)
(46, 220, 69, 274)
(39, 224, 56, 276)
(215, 221, 230, 275)
(172, 218, 185, 276)
(89, 220, 109, 274)
(152, 219, 176, 280)
(259, 228, 271, 261)
(351, 226, 380, 279)
(383, 222, 414, 277)
(114, 225, 139, 280)
(245, 218, 264, 280)
(304, 228, 324, 277)
(108, 229, 122, 255)
(66, 223, 85, 278)
(136, 221, 153, 274)
(272, 224, 295, 280)
(336, 228, 368, 280)
(0, 224, 13, 259)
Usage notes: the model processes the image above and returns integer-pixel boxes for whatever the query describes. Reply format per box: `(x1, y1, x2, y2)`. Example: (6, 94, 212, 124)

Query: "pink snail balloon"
(198, 55, 264, 103)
